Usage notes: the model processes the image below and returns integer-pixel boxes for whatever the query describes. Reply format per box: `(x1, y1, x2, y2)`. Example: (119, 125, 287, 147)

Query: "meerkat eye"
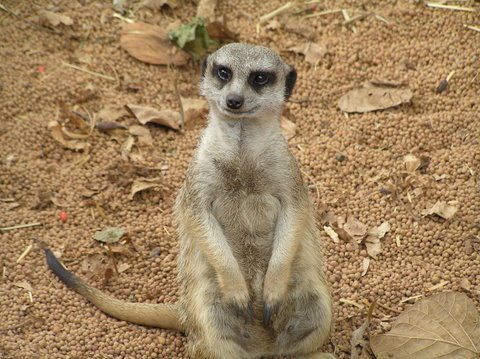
(217, 67, 231, 81)
(253, 73, 269, 85)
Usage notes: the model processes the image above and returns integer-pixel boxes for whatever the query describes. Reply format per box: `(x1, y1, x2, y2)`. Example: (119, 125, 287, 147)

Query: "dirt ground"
(1, 0, 479, 358)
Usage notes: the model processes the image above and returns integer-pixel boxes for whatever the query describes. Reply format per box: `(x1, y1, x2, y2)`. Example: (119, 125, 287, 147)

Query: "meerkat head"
(200, 43, 297, 120)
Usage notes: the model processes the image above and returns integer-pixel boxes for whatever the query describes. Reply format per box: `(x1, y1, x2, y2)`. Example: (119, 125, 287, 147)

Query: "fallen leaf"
(403, 154, 421, 172)
(370, 292, 480, 359)
(324, 226, 339, 243)
(361, 257, 370, 276)
(281, 116, 296, 140)
(364, 221, 390, 259)
(338, 82, 413, 113)
(288, 42, 327, 66)
(38, 10, 73, 27)
(117, 262, 131, 273)
(351, 302, 376, 359)
(422, 201, 458, 220)
(97, 107, 129, 123)
(266, 19, 281, 31)
(207, 18, 238, 41)
(93, 227, 125, 244)
(121, 22, 189, 65)
(14, 281, 33, 292)
(140, 0, 176, 10)
(130, 177, 162, 199)
(129, 125, 154, 146)
(182, 97, 208, 128)
(127, 104, 181, 130)
(48, 121, 90, 152)
(343, 215, 368, 242)
(284, 19, 315, 40)
(169, 17, 217, 59)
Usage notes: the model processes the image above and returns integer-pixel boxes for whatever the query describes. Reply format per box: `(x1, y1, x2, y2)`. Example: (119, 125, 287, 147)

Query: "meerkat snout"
(226, 93, 244, 110)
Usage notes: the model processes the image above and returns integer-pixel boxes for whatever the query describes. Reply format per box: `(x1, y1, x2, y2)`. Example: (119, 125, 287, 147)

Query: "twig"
(16, 244, 33, 263)
(61, 62, 116, 81)
(102, 57, 120, 88)
(304, 9, 342, 19)
(169, 64, 185, 129)
(342, 9, 356, 33)
(464, 24, 480, 33)
(301, 169, 321, 202)
(0, 223, 42, 232)
(259, 2, 296, 25)
(0, 3, 59, 34)
(426, 3, 476, 12)
(343, 12, 370, 25)
(376, 302, 402, 314)
(375, 14, 392, 25)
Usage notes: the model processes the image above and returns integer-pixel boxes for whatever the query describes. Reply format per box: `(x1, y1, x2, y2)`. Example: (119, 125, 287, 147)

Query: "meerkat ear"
(201, 56, 209, 77)
(285, 67, 297, 99)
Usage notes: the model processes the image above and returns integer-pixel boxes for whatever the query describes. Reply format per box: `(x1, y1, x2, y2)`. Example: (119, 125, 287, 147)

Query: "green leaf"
(168, 17, 217, 59)
(93, 227, 125, 244)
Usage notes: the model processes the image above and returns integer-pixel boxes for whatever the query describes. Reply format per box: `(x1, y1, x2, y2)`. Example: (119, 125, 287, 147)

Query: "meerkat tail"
(45, 248, 183, 331)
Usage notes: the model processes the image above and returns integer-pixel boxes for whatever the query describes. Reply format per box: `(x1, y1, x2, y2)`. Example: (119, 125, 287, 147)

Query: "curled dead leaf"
(403, 154, 421, 172)
(364, 221, 390, 259)
(93, 227, 125, 244)
(127, 104, 181, 130)
(280, 116, 296, 140)
(288, 42, 327, 66)
(38, 10, 73, 27)
(130, 177, 162, 199)
(371, 292, 480, 359)
(120, 22, 189, 66)
(182, 97, 208, 129)
(422, 201, 458, 220)
(323, 226, 339, 243)
(338, 82, 413, 113)
(48, 121, 90, 152)
(129, 125, 154, 146)
(343, 215, 368, 242)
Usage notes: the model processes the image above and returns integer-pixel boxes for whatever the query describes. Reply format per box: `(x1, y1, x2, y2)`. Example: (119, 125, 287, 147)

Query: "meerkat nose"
(226, 94, 244, 110)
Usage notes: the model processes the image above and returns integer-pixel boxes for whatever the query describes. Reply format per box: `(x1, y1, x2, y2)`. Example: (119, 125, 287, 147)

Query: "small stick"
(375, 14, 391, 25)
(400, 294, 423, 303)
(304, 9, 342, 19)
(340, 298, 364, 309)
(464, 24, 480, 33)
(0, 223, 42, 232)
(105, 245, 119, 275)
(163, 226, 171, 235)
(16, 244, 33, 263)
(61, 62, 116, 81)
(102, 57, 120, 88)
(343, 12, 370, 25)
(376, 302, 402, 314)
(426, 3, 476, 12)
(259, 1, 296, 25)
(300, 169, 320, 202)
(342, 9, 356, 33)
(0, 3, 59, 34)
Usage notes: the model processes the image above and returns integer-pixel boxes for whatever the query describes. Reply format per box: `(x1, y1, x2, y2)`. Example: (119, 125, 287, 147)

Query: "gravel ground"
(0, 0, 479, 358)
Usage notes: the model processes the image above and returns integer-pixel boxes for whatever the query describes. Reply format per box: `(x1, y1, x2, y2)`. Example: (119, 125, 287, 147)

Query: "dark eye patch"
(248, 71, 276, 91)
(212, 64, 232, 83)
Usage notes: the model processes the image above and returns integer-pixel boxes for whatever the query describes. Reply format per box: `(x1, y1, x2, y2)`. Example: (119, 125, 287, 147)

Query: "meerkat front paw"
(218, 273, 255, 323)
(262, 266, 290, 325)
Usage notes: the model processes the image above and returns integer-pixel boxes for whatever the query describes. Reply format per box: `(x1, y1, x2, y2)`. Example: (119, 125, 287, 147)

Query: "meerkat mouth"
(221, 105, 260, 116)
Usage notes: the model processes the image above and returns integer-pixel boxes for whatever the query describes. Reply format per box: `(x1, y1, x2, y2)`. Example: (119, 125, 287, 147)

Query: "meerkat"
(45, 43, 334, 359)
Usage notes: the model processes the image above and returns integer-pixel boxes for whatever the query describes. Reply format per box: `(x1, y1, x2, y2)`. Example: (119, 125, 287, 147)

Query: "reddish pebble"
(59, 211, 68, 222)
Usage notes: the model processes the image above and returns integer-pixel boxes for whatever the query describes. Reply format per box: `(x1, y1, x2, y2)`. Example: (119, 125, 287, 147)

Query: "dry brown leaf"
(117, 262, 131, 273)
(344, 215, 368, 242)
(371, 292, 480, 359)
(182, 97, 209, 128)
(97, 107, 129, 123)
(266, 19, 282, 31)
(127, 104, 181, 130)
(338, 82, 413, 113)
(207, 19, 238, 41)
(129, 125, 153, 147)
(351, 302, 376, 359)
(140, 0, 176, 10)
(130, 177, 162, 199)
(120, 23, 189, 66)
(361, 257, 370, 276)
(48, 121, 90, 152)
(323, 226, 339, 243)
(281, 116, 296, 140)
(365, 221, 390, 259)
(403, 154, 421, 172)
(288, 42, 327, 66)
(13, 281, 33, 292)
(284, 19, 315, 40)
(38, 10, 73, 27)
(422, 201, 458, 219)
